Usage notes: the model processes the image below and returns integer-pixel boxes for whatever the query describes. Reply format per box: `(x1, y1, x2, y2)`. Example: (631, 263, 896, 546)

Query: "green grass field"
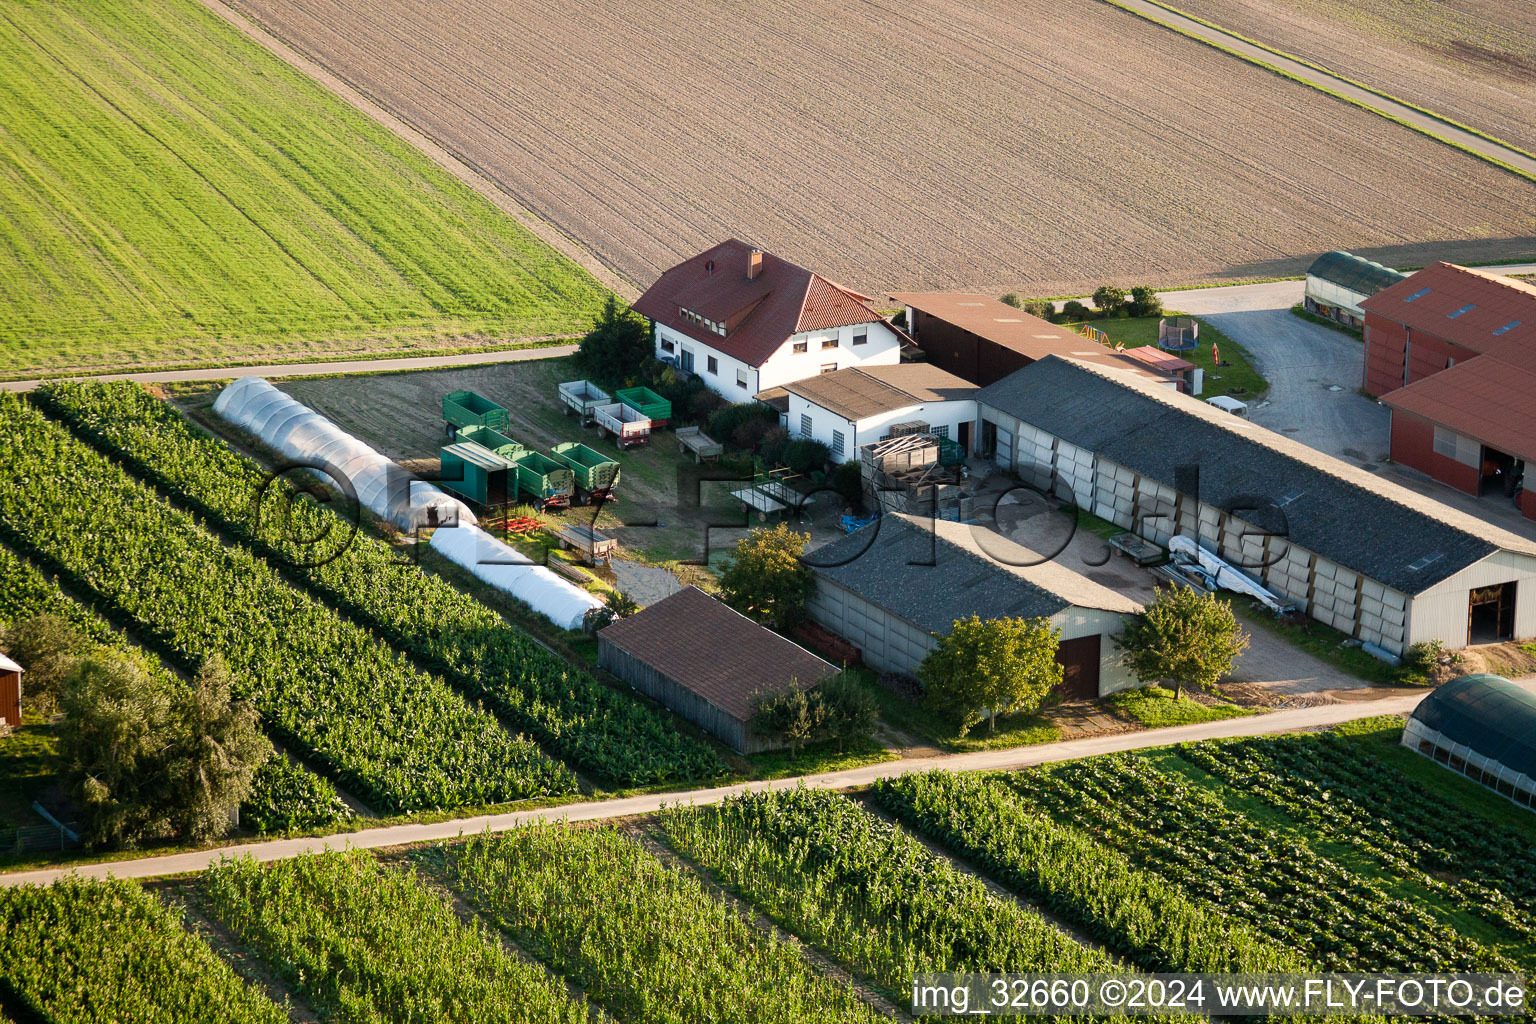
(0, 0, 610, 377)
(1061, 314, 1267, 399)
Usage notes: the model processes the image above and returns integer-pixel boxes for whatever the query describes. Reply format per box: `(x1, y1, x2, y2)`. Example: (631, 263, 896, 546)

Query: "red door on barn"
(1055, 634, 1101, 701)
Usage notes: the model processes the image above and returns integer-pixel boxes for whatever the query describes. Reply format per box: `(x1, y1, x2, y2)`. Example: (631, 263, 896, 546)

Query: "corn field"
(451, 823, 883, 1023)
(201, 851, 589, 1022)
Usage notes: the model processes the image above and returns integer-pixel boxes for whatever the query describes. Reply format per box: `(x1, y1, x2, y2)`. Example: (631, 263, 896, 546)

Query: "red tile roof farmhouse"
(632, 239, 889, 366)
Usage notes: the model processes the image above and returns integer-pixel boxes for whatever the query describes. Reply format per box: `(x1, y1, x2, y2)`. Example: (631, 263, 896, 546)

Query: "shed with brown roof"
(891, 293, 1177, 388)
(597, 586, 837, 753)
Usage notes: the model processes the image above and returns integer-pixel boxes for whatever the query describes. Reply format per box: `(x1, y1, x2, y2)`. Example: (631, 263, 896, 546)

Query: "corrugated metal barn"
(807, 513, 1143, 699)
(976, 356, 1536, 653)
(597, 586, 836, 753)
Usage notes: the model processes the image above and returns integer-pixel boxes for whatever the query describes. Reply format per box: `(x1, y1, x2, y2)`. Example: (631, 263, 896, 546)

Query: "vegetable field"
(0, 394, 573, 812)
(37, 381, 725, 787)
(450, 824, 882, 1023)
(873, 769, 1301, 974)
(0, 0, 609, 377)
(658, 789, 1142, 1000)
(0, 878, 285, 1024)
(201, 851, 589, 1022)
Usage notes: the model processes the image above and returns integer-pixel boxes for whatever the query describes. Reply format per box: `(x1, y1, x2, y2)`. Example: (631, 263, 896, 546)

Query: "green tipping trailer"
(457, 423, 525, 460)
(510, 448, 575, 510)
(442, 389, 509, 438)
(439, 441, 518, 508)
(615, 386, 672, 427)
(550, 441, 621, 500)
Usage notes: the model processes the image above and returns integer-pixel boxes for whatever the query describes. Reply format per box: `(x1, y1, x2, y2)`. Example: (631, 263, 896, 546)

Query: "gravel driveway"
(1158, 281, 1390, 467)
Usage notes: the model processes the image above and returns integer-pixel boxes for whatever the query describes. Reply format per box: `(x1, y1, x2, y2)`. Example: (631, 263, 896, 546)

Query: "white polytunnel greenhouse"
(213, 377, 475, 533)
(430, 524, 605, 632)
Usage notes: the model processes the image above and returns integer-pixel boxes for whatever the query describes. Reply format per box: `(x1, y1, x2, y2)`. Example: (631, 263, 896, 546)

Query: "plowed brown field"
(1169, 0, 1536, 157)
(222, 0, 1536, 295)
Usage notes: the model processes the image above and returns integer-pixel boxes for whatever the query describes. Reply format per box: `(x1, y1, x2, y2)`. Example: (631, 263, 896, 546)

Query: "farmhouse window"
(832, 430, 846, 455)
(932, 425, 949, 439)
(737, 371, 748, 388)
(793, 340, 808, 353)
(707, 355, 718, 374)
(660, 339, 675, 354)
(820, 337, 838, 350)
(820, 363, 837, 374)
(800, 414, 813, 438)
(852, 328, 868, 346)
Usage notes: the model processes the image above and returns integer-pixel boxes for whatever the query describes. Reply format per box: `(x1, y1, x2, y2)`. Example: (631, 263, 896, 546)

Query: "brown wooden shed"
(0, 652, 22, 730)
(597, 586, 837, 753)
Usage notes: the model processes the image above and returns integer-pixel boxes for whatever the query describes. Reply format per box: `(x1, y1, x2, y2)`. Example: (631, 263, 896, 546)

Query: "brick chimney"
(747, 248, 763, 281)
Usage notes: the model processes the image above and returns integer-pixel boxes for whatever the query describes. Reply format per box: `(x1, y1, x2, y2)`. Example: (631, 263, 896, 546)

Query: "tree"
(1092, 285, 1127, 316)
(1061, 299, 1092, 322)
(1127, 285, 1162, 318)
(574, 295, 652, 384)
(1022, 299, 1056, 321)
(718, 523, 814, 629)
(917, 615, 1062, 736)
(999, 292, 1025, 308)
(0, 613, 86, 716)
(749, 672, 877, 753)
(58, 653, 264, 848)
(1114, 585, 1250, 699)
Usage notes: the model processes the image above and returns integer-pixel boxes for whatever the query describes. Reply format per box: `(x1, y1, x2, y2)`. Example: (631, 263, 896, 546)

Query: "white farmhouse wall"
(655, 323, 760, 400)
(758, 322, 901, 391)
(654, 320, 900, 400)
(789, 394, 978, 462)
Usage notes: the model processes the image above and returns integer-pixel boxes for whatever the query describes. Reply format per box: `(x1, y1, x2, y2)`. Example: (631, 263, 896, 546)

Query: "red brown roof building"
(632, 239, 903, 399)
(597, 586, 838, 754)
(889, 293, 1183, 389)
(1361, 263, 1536, 520)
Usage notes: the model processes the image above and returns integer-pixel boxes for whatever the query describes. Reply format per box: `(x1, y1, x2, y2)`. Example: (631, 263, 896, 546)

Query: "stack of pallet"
(858, 435, 974, 521)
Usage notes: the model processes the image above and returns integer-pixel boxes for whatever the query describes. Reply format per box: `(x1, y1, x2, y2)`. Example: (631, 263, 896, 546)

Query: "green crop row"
(660, 787, 1188, 1022)
(0, 393, 573, 811)
(872, 769, 1301, 975)
(0, 541, 348, 835)
(201, 850, 587, 1022)
(450, 823, 882, 1023)
(1180, 735, 1536, 945)
(997, 755, 1509, 973)
(0, 877, 286, 1024)
(36, 380, 725, 786)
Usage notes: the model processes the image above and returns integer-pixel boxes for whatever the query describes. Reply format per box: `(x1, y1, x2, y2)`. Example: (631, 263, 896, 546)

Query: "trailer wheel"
(445, 422, 454, 438)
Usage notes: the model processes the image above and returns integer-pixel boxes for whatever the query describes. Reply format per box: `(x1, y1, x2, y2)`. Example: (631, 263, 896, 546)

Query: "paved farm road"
(0, 689, 1454, 886)
(1157, 263, 1536, 466)
(1107, 0, 1536, 181)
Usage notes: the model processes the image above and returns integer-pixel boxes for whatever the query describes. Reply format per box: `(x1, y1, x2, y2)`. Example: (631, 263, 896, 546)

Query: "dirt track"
(217, 0, 1536, 296)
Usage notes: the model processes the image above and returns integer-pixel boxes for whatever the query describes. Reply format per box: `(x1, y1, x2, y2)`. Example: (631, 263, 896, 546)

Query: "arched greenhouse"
(1403, 674, 1536, 808)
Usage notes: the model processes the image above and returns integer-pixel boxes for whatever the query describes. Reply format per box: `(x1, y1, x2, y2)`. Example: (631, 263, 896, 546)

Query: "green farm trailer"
(615, 386, 672, 427)
(457, 423, 525, 460)
(442, 390, 509, 438)
(550, 441, 621, 502)
(510, 449, 575, 510)
(439, 441, 518, 508)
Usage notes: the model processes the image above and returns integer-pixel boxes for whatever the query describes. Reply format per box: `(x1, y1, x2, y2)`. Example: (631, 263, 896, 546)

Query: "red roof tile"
(632, 239, 887, 367)
(1381, 355, 1536, 460)
(597, 586, 836, 721)
(1362, 263, 1536, 366)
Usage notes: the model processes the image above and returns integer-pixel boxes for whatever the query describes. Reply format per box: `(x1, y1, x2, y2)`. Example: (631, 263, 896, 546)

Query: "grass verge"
(1289, 305, 1362, 339)
(1106, 685, 1256, 727)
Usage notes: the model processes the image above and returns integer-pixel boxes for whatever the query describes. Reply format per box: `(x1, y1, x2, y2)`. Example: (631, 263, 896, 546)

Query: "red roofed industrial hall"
(1362, 263, 1536, 520)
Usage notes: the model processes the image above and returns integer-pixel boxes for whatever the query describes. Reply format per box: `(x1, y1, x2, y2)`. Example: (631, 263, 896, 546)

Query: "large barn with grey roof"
(807, 513, 1143, 699)
(975, 355, 1536, 654)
